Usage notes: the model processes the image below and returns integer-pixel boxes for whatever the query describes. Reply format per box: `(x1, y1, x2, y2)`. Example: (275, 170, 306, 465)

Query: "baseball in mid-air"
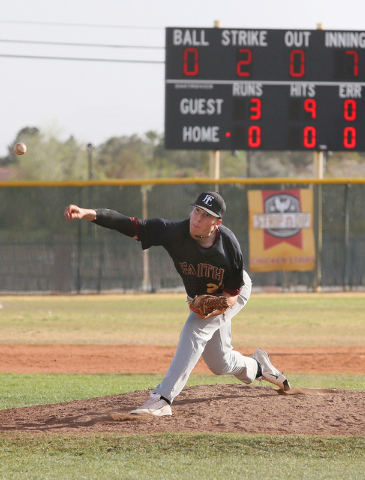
(14, 142, 27, 155)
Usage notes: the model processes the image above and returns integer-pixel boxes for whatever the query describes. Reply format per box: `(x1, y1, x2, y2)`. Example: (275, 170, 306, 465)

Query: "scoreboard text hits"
(164, 27, 365, 151)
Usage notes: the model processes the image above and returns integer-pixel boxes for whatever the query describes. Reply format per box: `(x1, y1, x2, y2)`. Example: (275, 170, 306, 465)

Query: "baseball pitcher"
(65, 191, 290, 416)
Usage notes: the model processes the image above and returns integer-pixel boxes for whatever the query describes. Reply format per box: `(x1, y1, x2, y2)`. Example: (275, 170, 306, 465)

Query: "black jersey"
(93, 210, 245, 298)
(138, 218, 244, 298)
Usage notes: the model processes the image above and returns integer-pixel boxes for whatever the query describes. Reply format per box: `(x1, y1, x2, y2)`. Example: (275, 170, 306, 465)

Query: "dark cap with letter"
(191, 191, 226, 218)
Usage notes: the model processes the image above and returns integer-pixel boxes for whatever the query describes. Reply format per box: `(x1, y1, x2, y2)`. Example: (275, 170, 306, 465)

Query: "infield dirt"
(0, 344, 364, 374)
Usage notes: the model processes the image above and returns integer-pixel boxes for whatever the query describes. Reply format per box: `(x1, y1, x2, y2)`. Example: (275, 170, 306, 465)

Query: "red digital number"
(248, 126, 261, 148)
(344, 127, 356, 148)
(303, 126, 316, 148)
(290, 49, 305, 77)
(250, 98, 261, 120)
(236, 49, 252, 77)
(344, 99, 356, 121)
(304, 99, 316, 119)
(183, 48, 198, 76)
(345, 51, 359, 77)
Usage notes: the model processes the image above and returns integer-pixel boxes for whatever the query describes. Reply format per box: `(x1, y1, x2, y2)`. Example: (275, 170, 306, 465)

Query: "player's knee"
(206, 361, 231, 376)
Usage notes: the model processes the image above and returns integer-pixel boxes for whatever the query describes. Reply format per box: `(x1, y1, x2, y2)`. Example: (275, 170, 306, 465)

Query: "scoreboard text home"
(164, 27, 365, 151)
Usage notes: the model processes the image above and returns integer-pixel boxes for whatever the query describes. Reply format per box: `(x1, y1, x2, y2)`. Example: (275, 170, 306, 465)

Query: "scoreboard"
(164, 27, 365, 151)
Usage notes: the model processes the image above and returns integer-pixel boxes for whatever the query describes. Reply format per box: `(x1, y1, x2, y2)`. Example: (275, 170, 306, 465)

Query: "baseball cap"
(191, 191, 226, 218)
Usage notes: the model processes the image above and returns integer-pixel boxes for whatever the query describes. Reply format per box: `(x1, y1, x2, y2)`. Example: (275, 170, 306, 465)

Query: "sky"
(1, 0, 364, 157)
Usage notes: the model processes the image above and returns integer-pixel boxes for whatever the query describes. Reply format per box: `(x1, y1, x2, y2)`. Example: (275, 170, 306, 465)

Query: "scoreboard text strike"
(164, 27, 365, 151)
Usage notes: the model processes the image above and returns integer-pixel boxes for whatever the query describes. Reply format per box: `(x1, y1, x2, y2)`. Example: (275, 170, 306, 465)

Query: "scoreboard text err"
(164, 27, 365, 151)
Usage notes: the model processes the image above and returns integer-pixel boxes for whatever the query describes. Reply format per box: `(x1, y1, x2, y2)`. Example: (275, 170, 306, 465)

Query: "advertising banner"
(248, 189, 315, 272)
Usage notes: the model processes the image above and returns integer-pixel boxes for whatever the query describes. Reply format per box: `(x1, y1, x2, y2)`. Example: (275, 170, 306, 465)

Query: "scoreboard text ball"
(164, 27, 365, 151)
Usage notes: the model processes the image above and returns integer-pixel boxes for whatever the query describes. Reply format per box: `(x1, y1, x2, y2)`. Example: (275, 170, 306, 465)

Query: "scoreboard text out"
(164, 28, 365, 151)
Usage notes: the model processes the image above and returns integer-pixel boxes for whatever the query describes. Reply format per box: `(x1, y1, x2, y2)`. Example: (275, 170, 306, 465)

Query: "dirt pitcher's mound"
(0, 384, 364, 436)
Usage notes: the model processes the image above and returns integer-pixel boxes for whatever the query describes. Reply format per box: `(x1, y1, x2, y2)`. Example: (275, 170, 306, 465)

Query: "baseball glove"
(189, 295, 231, 317)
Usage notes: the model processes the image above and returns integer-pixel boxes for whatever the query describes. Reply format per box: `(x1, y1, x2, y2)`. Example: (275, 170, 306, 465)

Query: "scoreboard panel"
(164, 27, 365, 151)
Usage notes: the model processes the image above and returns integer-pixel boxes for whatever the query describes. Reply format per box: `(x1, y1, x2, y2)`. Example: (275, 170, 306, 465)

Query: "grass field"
(1, 292, 365, 346)
(0, 293, 364, 479)
(1, 434, 364, 480)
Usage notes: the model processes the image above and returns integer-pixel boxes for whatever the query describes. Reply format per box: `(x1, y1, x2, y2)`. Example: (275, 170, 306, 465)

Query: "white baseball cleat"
(253, 348, 291, 391)
(130, 392, 172, 416)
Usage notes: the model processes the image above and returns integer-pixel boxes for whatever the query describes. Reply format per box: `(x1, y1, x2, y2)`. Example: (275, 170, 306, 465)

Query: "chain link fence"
(1, 180, 364, 293)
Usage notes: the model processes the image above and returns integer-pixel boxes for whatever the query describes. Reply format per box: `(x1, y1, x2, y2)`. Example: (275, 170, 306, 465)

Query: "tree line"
(1, 126, 365, 181)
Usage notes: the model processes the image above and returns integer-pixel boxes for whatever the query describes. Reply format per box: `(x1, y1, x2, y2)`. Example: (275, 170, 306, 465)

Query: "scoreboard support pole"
(343, 183, 351, 290)
(210, 20, 222, 193)
(313, 150, 324, 291)
(209, 150, 221, 192)
(313, 23, 324, 292)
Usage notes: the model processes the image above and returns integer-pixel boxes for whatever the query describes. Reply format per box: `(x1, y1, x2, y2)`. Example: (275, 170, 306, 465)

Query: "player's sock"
(255, 360, 263, 378)
(160, 395, 171, 405)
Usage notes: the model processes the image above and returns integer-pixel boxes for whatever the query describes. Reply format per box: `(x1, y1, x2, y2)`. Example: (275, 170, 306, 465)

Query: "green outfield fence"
(1, 178, 365, 293)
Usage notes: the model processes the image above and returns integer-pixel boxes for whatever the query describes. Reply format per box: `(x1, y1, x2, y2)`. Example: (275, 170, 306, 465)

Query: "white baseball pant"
(154, 271, 257, 403)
